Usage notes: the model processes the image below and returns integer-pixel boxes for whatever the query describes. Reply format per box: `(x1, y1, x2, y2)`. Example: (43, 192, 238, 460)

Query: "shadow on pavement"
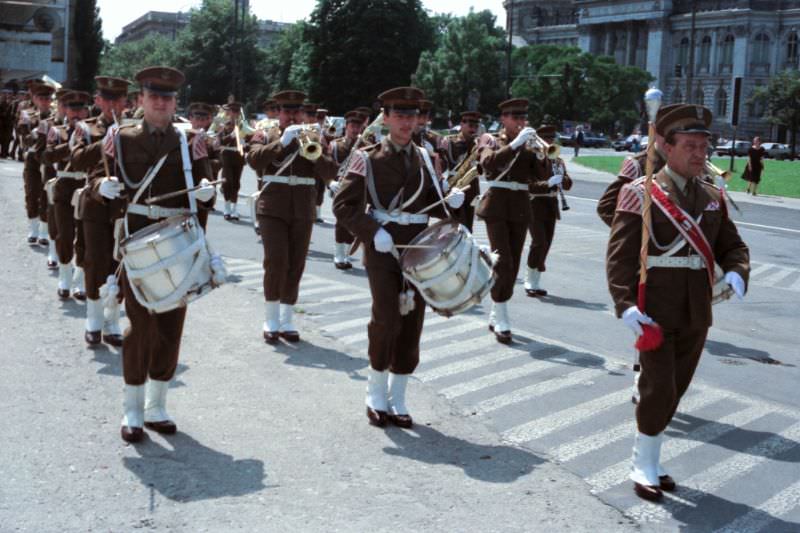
(535, 294, 608, 312)
(123, 432, 267, 502)
(704, 339, 793, 367)
(668, 412, 800, 462)
(382, 424, 543, 483)
(273, 339, 367, 381)
(510, 336, 624, 376)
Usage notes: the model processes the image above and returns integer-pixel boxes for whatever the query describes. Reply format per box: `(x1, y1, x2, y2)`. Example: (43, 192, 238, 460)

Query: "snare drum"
(400, 220, 495, 317)
(120, 214, 221, 314)
(712, 263, 734, 305)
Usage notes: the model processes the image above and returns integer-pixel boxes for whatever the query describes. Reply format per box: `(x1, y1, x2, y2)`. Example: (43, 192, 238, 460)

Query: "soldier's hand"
(99, 177, 123, 200)
(373, 228, 394, 253)
(280, 125, 303, 147)
(510, 127, 536, 150)
(622, 305, 654, 337)
(724, 271, 745, 299)
(328, 180, 341, 196)
(547, 174, 564, 187)
(194, 178, 216, 202)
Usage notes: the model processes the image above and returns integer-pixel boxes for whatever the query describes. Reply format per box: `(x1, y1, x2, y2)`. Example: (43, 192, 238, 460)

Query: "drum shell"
(711, 263, 733, 305)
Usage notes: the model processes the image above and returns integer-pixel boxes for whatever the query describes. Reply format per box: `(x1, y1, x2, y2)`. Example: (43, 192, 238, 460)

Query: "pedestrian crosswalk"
(222, 254, 800, 531)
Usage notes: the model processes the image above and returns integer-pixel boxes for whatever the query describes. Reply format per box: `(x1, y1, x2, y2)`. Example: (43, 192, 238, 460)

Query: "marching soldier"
(246, 90, 337, 344)
(476, 98, 539, 343)
(606, 105, 749, 501)
(334, 87, 464, 429)
(264, 99, 279, 121)
(43, 90, 92, 300)
(597, 104, 678, 227)
(0, 84, 15, 158)
(328, 110, 366, 269)
(12, 86, 32, 162)
(20, 80, 54, 247)
(524, 125, 572, 297)
(70, 76, 130, 347)
(219, 102, 246, 220)
(96, 66, 217, 443)
(188, 102, 220, 230)
(439, 110, 481, 231)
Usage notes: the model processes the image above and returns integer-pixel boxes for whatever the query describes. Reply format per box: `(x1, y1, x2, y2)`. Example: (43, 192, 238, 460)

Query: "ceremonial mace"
(636, 87, 665, 353)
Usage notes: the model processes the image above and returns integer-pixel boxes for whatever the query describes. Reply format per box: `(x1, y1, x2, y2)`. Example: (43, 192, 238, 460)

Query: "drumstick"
(144, 179, 225, 204)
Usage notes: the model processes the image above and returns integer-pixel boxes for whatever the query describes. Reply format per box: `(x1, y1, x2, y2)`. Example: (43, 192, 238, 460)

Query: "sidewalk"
(562, 153, 800, 211)
(0, 171, 639, 531)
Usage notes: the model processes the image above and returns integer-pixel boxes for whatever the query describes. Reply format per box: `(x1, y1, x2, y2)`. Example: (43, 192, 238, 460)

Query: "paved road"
(2, 154, 798, 531)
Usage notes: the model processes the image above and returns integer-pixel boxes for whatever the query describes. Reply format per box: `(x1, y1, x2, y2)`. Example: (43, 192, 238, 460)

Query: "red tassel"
(636, 322, 664, 351)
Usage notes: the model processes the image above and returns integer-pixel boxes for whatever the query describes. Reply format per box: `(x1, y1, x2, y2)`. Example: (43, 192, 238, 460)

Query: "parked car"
(761, 142, 792, 160)
(582, 133, 610, 148)
(716, 140, 752, 157)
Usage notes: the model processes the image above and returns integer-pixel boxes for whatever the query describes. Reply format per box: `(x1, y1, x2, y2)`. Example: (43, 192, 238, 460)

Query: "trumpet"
(295, 124, 323, 161)
(705, 160, 732, 181)
(527, 133, 560, 160)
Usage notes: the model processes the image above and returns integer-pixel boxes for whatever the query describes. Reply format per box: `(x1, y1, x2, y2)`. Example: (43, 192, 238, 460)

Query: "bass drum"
(400, 219, 495, 317)
(120, 214, 220, 314)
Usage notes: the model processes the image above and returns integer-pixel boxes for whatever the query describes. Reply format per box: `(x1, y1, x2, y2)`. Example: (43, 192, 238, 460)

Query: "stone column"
(605, 26, 614, 56)
(625, 22, 634, 66)
(731, 24, 749, 125)
(646, 18, 668, 87)
(578, 25, 591, 53)
(710, 29, 719, 76)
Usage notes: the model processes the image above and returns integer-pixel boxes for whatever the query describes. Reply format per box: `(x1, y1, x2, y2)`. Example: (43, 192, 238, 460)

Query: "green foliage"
(511, 45, 652, 133)
(175, 0, 267, 108)
(751, 70, 800, 157)
(412, 10, 506, 120)
(304, 0, 435, 113)
(72, 0, 104, 90)
(99, 34, 178, 81)
(262, 22, 312, 97)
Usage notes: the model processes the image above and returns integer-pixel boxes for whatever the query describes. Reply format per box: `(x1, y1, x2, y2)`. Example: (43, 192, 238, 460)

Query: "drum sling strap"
(649, 182, 715, 286)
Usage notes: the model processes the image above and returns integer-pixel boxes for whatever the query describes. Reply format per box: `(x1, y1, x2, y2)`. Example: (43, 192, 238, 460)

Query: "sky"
(97, 0, 507, 41)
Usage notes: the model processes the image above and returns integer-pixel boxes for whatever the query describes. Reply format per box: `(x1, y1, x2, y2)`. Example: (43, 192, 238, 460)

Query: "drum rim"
(400, 219, 465, 270)
(121, 214, 199, 248)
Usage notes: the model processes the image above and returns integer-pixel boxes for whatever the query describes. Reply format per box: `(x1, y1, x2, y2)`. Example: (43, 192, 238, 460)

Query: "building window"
(700, 35, 711, 71)
(719, 34, 734, 70)
(677, 37, 690, 73)
(716, 89, 728, 117)
(694, 88, 705, 106)
(788, 32, 799, 66)
(672, 88, 683, 104)
(753, 33, 770, 64)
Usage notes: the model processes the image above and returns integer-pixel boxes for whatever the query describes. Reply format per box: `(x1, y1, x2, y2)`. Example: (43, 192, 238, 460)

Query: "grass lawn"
(573, 155, 800, 198)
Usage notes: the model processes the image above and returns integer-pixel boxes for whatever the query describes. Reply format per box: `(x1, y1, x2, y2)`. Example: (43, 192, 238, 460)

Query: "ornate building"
(506, 0, 800, 140)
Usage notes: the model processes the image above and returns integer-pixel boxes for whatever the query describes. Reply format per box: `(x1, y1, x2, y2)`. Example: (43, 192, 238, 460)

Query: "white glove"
(98, 177, 123, 200)
(280, 125, 303, 147)
(446, 188, 465, 209)
(622, 305, 654, 337)
(440, 178, 450, 194)
(510, 127, 536, 150)
(328, 181, 341, 195)
(209, 254, 227, 286)
(373, 227, 394, 253)
(194, 178, 216, 202)
(547, 174, 564, 187)
(724, 271, 745, 300)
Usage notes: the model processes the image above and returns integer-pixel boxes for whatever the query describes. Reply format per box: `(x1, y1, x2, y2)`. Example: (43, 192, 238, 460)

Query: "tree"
(304, 0, 435, 113)
(72, 0, 104, 90)
(99, 34, 179, 81)
(175, 0, 267, 108)
(412, 10, 506, 121)
(751, 70, 800, 158)
(510, 45, 652, 133)
(262, 22, 312, 98)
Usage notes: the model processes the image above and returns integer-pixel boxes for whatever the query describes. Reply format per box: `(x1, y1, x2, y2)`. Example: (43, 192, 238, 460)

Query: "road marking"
(420, 321, 482, 344)
(627, 421, 800, 524)
(749, 263, 777, 277)
(418, 349, 527, 382)
(588, 402, 771, 494)
(551, 388, 726, 463)
(320, 316, 372, 334)
(299, 285, 358, 297)
(712, 478, 800, 533)
(422, 335, 498, 363)
(738, 221, 800, 234)
(502, 387, 630, 444)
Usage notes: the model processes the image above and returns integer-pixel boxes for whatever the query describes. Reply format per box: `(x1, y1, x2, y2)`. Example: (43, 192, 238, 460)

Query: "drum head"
(400, 219, 462, 270)
(122, 214, 196, 247)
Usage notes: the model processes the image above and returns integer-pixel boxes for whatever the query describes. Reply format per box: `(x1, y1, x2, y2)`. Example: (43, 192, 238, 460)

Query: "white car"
(761, 142, 791, 160)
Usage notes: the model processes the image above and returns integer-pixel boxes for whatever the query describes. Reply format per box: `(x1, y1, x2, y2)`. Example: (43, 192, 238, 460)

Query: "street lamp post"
(506, 1, 514, 98)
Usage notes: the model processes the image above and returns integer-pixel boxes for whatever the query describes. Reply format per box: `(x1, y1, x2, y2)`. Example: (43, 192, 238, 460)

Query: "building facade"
(506, 0, 800, 140)
(115, 10, 291, 49)
(0, 0, 78, 84)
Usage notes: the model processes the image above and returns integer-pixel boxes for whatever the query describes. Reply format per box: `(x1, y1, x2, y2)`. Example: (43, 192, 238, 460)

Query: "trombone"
(705, 159, 741, 213)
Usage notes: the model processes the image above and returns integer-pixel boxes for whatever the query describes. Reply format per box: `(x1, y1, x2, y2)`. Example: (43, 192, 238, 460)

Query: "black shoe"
(144, 420, 177, 435)
(387, 412, 413, 429)
(633, 482, 663, 502)
(659, 475, 676, 492)
(121, 426, 144, 443)
(85, 330, 101, 345)
(57, 288, 70, 300)
(103, 333, 123, 347)
(37, 238, 48, 246)
(279, 330, 300, 343)
(47, 259, 57, 270)
(494, 330, 512, 344)
(27, 236, 37, 245)
(366, 407, 388, 427)
(263, 330, 280, 344)
(224, 214, 231, 220)
(525, 288, 548, 297)
(334, 261, 352, 270)
(72, 290, 86, 301)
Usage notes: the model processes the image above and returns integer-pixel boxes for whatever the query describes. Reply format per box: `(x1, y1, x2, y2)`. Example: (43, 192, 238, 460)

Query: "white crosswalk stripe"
(712, 478, 800, 533)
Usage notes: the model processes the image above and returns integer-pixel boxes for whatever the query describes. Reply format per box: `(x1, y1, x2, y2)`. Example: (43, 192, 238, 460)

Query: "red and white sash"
(649, 182, 715, 286)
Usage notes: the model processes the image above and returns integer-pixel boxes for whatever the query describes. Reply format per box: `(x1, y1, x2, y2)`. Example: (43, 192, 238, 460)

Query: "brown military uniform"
(476, 129, 537, 303)
(0, 90, 15, 157)
(43, 119, 86, 267)
(219, 123, 245, 204)
(440, 131, 478, 231)
(21, 105, 52, 223)
(597, 149, 666, 227)
(110, 121, 213, 385)
(527, 156, 572, 272)
(606, 168, 749, 435)
(330, 135, 359, 245)
(70, 115, 127, 301)
(334, 137, 448, 374)
(247, 125, 337, 305)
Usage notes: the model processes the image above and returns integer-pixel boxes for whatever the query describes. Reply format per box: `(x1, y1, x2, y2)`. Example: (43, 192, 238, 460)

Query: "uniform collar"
(664, 165, 691, 194)
(386, 134, 412, 155)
